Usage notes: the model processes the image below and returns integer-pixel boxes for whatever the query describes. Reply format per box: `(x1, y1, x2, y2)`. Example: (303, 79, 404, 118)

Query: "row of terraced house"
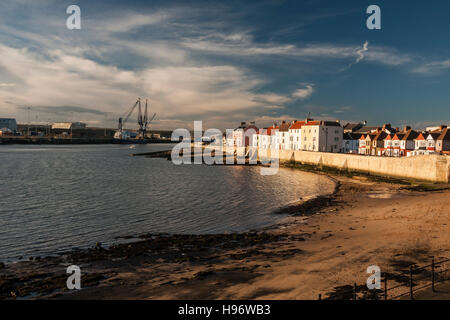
(356, 124, 450, 156)
(224, 120, 450, 156)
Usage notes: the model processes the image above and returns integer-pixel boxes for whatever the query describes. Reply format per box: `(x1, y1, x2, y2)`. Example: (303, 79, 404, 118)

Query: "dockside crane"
(146, 112, 157, 136)
(142, 100, 156, 139)
(115, 99, 140, 140)
(114, 98, 157, 141)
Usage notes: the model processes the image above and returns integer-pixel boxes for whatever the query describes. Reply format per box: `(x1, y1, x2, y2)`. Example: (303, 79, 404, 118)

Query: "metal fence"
(319, 257, 450, 300)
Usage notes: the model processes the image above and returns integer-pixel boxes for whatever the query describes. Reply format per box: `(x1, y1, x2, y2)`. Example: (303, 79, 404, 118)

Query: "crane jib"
(115, 98, 155, 141)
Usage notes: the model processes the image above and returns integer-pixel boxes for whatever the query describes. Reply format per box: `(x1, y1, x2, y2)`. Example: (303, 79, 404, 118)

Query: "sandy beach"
(1, 168, 449, 300)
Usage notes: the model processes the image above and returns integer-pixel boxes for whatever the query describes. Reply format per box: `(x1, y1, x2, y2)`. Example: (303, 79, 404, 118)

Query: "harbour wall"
(249, 148, 450, 183)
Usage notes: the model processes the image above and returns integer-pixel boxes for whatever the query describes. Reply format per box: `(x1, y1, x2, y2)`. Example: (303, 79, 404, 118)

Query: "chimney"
(440, 125, 447, 130)
(403, 126, 411, 132)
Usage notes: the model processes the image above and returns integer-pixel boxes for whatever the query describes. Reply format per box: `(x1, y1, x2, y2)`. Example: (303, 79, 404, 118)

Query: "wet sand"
(1, 171, 449, 300)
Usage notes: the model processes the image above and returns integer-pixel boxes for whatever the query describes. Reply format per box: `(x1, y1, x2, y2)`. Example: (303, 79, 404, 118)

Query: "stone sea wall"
(250, 148, 450, 183)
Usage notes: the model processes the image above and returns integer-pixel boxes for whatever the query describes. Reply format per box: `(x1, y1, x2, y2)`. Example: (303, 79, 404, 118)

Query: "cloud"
(0, 82, 16, 87)
(292, 84, 314, 100)
(364, 47, 412, 66)
(412, 59, 450, 75)
(0, 2, 430, 129)
(251, 93, 292, 106)
(17, 105, 109, 116)
(0, 44, 293, 130)
(91, 12, 171, 33)
(334, 106, 352, 114)
(182, 36, 412, 69)
(182, 35, 359, 59)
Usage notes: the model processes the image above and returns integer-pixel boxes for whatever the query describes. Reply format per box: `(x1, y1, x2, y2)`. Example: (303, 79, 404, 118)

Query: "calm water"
(0, 144, 334, 262)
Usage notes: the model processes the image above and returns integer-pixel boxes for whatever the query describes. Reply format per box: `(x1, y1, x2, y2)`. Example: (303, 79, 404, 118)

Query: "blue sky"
(0, 0, 449, 130)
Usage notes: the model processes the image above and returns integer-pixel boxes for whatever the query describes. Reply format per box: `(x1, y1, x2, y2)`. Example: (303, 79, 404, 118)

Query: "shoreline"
(1, 167, 449, 300)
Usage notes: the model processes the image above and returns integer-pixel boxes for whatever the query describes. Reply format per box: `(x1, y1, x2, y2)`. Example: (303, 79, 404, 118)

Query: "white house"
(274, 121, 291, 150)
(358, 134, 367, 154)
(343, 133, 361, 154)
(426, 132, 441, 152)
(414, 132, 427, 153)
(252, 125, 278, 149)
(231, 122, 258, 147)
(263, 125, 278, 149)
(399, 129, 419, 157)
(301, 120, 343, 153)
(288, 120, 308, 150)
(252, 131, 260, 148)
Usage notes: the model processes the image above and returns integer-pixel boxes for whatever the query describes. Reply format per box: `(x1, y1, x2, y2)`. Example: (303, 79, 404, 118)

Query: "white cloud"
(412, 59, 450, 75)
(334, 106, 352, 114)
(0, 82, 16, 87)
(182, 36, 412, 69)
(0, 44, 292, 130)
(0, 4, 427, 130)
(92, 12, 171, 33)
(365, 47, 412, 66)
(292, 84, 314, 100)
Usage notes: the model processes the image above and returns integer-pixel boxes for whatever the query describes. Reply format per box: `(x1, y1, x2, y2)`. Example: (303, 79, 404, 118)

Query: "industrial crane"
(114, 98, 156, 141)
(138, 99, 156, 139)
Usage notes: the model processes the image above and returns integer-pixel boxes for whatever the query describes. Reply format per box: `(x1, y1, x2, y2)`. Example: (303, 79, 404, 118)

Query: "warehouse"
(51, 122, 86, 131)
(0, 118, 17, 133)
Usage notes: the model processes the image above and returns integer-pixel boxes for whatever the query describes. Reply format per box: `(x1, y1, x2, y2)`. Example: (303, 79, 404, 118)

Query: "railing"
(319, 257, 450, 300)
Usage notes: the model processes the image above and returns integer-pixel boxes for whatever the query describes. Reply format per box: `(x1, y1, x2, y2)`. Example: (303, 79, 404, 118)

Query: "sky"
(0, 0, 450, 130)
